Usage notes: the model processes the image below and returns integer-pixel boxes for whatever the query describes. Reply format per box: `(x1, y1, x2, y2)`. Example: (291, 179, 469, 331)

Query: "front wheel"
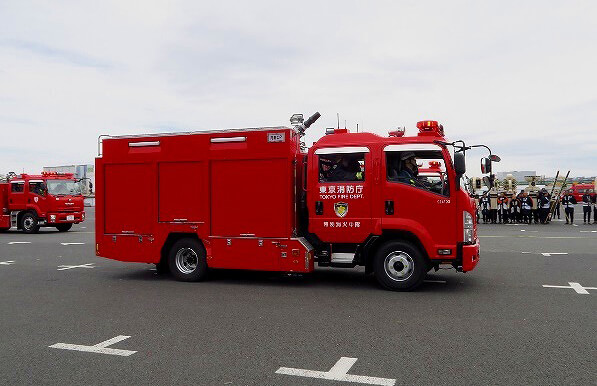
(56, 223, 73, 232)
(21, 212, 40, 234)
(168, 238, 208, 282)
(373, 241, 427, 291)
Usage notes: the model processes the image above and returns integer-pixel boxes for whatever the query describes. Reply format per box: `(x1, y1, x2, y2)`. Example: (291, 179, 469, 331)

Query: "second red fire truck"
(0, 172, 85, 233)
(96, 114, 485, 290)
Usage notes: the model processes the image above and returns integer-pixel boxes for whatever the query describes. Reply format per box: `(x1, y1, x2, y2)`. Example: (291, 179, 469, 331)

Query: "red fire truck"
(96, 114, 482, 290)
(0, 172, 85, 233)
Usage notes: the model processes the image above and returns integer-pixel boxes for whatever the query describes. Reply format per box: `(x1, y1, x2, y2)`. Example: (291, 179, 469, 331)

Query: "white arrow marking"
(0, 261, 15, 265)
(540, 252, 568, 256)
(543, 282, 597, 295)
(57, 263, 95, 271)
(7, 241, 31, 245)
(49, 335, 136, 356)
(60, 242, 85, 245)
(276, 357, 396, 386)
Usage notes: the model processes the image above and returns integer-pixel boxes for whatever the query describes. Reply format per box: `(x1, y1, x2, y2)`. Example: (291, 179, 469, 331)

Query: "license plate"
(67, 215, 74, 221)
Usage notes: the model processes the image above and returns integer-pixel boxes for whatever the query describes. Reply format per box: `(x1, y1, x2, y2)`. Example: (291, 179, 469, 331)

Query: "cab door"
(381, 144, 457, 256)
(27, 180, 47, 215)
(308, 146, 373, 243)
(8, 181, 25, 209)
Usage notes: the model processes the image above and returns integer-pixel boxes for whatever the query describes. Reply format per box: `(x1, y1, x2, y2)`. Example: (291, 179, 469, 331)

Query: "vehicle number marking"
(268, 133, 285, 142)
(437, 199, 450, 204)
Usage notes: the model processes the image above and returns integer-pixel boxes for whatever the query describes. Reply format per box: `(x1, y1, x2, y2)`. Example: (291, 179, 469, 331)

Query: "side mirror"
(481, 157, 492, 174)
(454, 152, 466, 177)
(489, 154, 501, 162)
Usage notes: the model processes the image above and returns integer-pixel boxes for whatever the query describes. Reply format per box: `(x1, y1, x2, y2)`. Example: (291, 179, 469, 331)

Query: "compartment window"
(319, 153, 365, 182)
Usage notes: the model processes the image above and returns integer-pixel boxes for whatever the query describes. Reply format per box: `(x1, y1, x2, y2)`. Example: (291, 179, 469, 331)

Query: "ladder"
(547, 171, 570, 222)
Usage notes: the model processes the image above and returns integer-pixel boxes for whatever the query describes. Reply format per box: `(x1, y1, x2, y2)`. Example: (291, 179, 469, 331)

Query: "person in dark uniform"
(520, 192, 533, 225)
(328, 155, 364, 182)
(591, 189, 597, 224)
(561, 189, 577, 224)
(582, 190, 592, 224)
(516, 189, 525, 223)
(509, 194, 520, 223)
(497, 192, 509, 224)
(480, 192, 491, 224)
(538, 188, 551, 224)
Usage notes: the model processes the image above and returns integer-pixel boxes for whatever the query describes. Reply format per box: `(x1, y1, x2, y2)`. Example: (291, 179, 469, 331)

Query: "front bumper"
(47, 211, 85, 224)
(461, 240, 480, 272)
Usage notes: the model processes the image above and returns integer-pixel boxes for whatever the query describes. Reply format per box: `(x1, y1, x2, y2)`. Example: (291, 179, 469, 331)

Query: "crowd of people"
(476, 188, 597, 225)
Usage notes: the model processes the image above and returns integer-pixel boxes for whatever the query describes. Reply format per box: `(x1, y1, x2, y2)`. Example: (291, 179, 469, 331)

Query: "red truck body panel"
(96, 128, 314, 273)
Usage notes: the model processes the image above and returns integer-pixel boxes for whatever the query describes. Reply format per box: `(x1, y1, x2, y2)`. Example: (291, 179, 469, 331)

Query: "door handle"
(315, 201, 323, 215)
(385, 200, 394, 215)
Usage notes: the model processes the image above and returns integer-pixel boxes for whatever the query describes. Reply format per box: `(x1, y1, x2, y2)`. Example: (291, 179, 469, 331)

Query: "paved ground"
(0, 207, 595, 385)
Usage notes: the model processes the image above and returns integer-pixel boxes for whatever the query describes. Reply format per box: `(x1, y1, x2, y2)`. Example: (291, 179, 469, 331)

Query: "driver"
(396, 152, 430, 188)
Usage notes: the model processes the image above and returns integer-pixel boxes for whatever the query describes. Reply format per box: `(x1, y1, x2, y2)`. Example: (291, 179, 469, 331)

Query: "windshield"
(46, 179, 81, 196)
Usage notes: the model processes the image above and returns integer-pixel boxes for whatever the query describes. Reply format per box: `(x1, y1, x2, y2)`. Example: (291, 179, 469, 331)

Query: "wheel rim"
(175, 247, 198, 274)
(383, 251, 415, 282)
(23, 216, 34, 230)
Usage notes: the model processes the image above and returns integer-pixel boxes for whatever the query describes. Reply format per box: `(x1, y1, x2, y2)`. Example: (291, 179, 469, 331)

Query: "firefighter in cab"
(327, 154, 364, 182)
(561, 189, 577, 224)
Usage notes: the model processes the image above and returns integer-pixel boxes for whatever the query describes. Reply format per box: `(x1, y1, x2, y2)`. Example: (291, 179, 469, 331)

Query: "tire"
(21, 212, 40, 234)
(373, 241, 427, 291)
(167, 238, 208, 282)
(56, 223, 73, 232)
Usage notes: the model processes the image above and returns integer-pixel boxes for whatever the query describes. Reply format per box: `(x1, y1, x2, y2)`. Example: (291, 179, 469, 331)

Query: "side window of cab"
(385, 146, 450, 197)
(315, 147, 369, 183)
(10, 182, 24, 193)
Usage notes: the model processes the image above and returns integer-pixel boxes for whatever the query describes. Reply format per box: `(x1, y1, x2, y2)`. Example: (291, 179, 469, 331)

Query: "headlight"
(463, 211, 474, 243)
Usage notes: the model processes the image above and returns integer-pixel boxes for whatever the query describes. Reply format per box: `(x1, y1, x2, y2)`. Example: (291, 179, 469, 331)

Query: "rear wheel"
(168, 238, 208, 282)
(21, 212, 40, 234)
(56, 223, 72, 232)
(373, 241, 426, 291)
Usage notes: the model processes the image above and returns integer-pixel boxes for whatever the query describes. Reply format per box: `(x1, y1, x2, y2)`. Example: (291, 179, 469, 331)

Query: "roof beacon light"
(416, 120, 444, 137)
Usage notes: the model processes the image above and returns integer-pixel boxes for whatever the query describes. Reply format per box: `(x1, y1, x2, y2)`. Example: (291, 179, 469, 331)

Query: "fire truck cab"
(96, 116, 479, 291)
(0, 172, 85, 233)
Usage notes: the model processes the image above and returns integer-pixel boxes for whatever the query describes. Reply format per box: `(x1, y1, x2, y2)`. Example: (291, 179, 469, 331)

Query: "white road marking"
(579, 230, 597, 233)
(7, 241, 31, 245)
(57, 263, 95, 271)
(276, 357, 396, 386)
(81, 226, 87, 229)
(543, 282, 597, 295)
(540, 252, 568, 256)
(60, 242, 85, 245)
(49, 335, 136, 356)
(521, 252, 532, 254)
(0, 261, 15, 265)
(424, 280, 447, 284)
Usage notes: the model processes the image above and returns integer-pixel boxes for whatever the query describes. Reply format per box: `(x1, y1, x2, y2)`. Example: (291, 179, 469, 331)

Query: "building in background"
(495, 171, 536, 182)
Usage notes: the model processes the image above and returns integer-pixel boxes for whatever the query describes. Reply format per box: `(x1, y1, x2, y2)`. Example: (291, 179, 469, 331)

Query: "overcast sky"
(1, 1, 596, 177)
